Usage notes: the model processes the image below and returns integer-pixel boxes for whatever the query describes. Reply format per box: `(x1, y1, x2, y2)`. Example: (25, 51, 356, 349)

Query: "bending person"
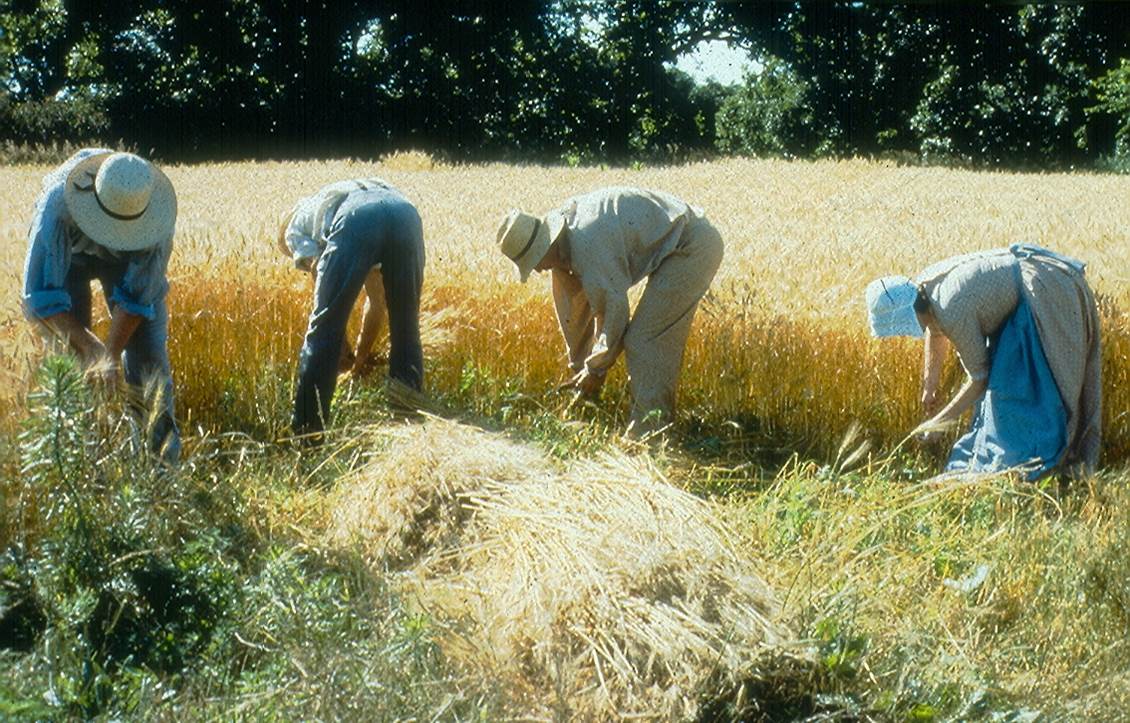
(23, 148, 181, 461)
(866, 244, 1101, 479)
(279, 178, 425, 438)
(497, 186, 724, 435)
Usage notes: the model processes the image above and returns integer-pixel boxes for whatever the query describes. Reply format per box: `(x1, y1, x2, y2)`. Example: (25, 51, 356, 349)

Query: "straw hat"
(865, 275, 923, 338)
(63, 152, 176, 252)
(497, 208, 567, 282)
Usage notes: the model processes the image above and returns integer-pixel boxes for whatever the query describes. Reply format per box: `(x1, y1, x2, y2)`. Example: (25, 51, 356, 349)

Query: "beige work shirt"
(549, 187, 700, 375)
(916, 250, 1020, 381)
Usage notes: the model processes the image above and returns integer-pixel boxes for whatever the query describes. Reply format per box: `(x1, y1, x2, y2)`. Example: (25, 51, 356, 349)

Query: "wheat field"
(1, 153, 1128, 461)
(5, 154, 1130, 718)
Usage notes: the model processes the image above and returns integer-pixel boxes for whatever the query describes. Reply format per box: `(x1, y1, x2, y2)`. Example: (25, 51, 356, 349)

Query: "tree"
(715, 57, 821, 158)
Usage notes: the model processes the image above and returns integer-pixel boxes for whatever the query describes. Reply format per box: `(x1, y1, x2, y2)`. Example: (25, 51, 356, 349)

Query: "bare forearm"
(926, 377, 988, 428)
(353, 271, 386, 368)
(39, 312, 105, 362)
(356, 283, 386, 361)
(106, 308, 143, 361)
(921, 328, 947, 400)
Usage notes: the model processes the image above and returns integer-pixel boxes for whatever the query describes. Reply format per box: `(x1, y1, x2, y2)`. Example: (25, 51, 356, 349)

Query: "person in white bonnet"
(866, 245, 1101, 480)
(22, 148, 180, 462)
(497, 186, 724, 436)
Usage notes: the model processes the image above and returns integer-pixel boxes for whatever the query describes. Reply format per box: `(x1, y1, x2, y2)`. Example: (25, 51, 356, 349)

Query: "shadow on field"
(698, 658, 868, 722)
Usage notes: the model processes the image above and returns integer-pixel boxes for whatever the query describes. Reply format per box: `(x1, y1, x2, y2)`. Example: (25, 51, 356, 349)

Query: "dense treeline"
(2, 1, 1130, 167)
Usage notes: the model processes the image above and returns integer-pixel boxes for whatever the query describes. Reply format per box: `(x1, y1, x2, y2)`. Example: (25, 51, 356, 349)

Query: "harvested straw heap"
(330, 419, 796, 720)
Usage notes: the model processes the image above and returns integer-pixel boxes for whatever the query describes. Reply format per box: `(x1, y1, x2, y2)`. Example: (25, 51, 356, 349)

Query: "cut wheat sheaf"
(329, 417, 797, 720)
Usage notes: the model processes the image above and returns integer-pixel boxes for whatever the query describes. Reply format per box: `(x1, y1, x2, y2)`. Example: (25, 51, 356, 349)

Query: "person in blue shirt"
(278, 179, 425, 439)
(22, 148, 181, 462)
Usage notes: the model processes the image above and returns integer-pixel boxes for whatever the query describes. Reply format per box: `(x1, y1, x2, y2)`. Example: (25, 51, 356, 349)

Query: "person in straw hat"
(497, 186, 724, 436)
(279, 178, 425, 439)
(22, 148, 181, 462)
(865, 245, 1101, 480)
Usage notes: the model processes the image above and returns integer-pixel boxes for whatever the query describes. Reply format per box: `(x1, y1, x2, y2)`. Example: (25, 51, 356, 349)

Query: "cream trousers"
(623, 216, 724, 434)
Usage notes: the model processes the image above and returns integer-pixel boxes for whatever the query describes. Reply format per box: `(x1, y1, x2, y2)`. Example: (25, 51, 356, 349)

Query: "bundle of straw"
(330, 419, 794, 719)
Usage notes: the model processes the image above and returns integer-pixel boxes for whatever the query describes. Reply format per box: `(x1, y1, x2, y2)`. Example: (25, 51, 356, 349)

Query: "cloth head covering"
(866, 275, 924, 338)
(63, 151, 176, 252)
(496, 208, 566, 282)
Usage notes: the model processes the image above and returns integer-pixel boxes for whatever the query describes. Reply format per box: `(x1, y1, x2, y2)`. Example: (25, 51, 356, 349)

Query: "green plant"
(10, 356, 239, 717)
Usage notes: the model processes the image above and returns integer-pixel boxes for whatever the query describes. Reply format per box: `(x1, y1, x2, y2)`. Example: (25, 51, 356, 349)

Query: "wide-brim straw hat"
(865, 275, 923, 338)
(63, 151, 176, 252)
(497, 208, 567, 282)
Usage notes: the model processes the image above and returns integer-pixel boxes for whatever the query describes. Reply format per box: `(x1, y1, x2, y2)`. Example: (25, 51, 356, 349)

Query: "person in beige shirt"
(497, 186, 724, 435)
(866, 245, 1101, 479)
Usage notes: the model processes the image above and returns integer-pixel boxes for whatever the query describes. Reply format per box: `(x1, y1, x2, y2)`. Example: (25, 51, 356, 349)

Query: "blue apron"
(945, 268, 1067, 480)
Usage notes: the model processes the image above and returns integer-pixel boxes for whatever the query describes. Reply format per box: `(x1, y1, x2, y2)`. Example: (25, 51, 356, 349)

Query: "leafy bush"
(4, 356, 239, 717)
(715, 57, 824, 159)
(0, 92, 111, 163)
(1089, 58, 1130, 168)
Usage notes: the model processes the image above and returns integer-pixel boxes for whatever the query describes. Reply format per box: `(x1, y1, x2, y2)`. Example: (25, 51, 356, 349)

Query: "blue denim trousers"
(292, 189, 425, 436)
(66, 253, 181, 462)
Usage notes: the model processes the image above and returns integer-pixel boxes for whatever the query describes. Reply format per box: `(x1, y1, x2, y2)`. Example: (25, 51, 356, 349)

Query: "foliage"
(3, 355, 239, 717)
(0, 90, 109, 149)
(2, 1, 1127, 165)
(0, 355, 490, 719)
(715, 57, 822, 159)
(1090, 58, 1130, 163)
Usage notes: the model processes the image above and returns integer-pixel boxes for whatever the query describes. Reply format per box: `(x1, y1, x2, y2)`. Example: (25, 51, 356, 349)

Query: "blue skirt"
(946, 296, 1067, 481)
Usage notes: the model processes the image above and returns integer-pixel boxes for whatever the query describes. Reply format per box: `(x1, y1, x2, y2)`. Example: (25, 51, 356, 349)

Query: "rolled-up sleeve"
(285, 200, 321, 267)
(22, 187, 73, 319)
(552, 268, 595, 373)
(111, 236, 172, 320)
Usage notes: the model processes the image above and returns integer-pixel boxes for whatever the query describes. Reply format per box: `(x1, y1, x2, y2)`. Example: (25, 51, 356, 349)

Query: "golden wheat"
(2, 155, 1128, 458)
(329, 417, 795, 720)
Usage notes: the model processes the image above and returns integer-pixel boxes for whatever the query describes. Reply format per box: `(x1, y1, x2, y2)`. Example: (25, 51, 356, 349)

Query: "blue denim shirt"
(283, 177, 392, 268)
(22, 149, 172, 321)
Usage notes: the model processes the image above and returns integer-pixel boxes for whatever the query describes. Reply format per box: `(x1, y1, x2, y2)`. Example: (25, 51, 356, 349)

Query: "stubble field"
(2, 154, 1130, 720)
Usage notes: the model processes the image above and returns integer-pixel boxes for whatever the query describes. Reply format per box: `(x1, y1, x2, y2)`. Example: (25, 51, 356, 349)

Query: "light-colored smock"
(23, 148, 173, 321)
(550, 186, 724, 429)
(918, 245, 1102, 473)
(283, 178, 392, 268)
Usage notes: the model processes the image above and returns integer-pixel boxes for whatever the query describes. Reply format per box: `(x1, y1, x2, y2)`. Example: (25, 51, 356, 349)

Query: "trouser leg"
(382, 211, 425, 391)
(292, 232, 372, 436)
(623, 218, 723, 433)
(121, 300, 181, 463)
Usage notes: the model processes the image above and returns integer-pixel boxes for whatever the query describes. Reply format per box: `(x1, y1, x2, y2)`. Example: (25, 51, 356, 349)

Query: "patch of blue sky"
(671, 39, 760, 87)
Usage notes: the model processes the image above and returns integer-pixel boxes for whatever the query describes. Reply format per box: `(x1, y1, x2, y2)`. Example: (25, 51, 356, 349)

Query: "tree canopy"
(2, 1, 1130, 167)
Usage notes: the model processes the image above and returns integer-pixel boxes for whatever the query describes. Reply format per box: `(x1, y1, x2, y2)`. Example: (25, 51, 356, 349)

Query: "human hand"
(86, 354, 121, 393)
(76, 335, 108, 368)
(350, 353, 386, 378)
(570, 368, 605, 399)
(911, 418, 950, 447)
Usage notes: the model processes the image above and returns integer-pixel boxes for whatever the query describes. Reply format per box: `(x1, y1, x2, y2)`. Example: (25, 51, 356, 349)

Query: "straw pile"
(329, 419, 795, 720)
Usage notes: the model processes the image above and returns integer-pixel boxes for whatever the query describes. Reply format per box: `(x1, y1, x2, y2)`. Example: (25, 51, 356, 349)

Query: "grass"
(2, 154, 1130, 720)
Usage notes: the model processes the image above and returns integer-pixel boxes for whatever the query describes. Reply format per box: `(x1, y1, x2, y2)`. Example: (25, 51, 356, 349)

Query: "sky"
(673, 39, 757, 86)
